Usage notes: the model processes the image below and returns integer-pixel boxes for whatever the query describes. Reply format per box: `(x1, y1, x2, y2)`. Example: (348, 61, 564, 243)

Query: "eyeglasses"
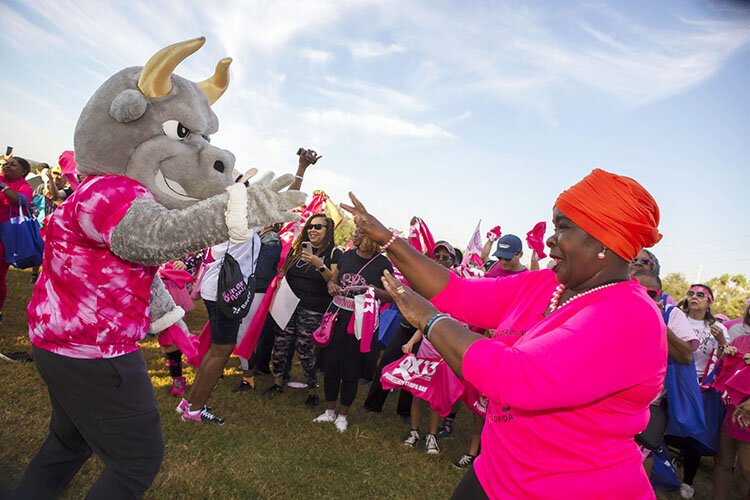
(434, 254, 454, 262)
(686, 290, 707, 299)
(631, 258, 653, 266)
(307, 223, 325, 231)
(646, 288, 661, 300)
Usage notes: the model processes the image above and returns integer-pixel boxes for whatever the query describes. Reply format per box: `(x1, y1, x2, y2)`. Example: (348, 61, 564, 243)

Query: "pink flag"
(486, 225, 502, 242)
(380, 353, 464, 417)
(526, 221, 548, 259)
(461, 219, 484, 268)
(278, 191, 327, 268)
(235, 274, 283, 358)
(408, 217, 436, 257)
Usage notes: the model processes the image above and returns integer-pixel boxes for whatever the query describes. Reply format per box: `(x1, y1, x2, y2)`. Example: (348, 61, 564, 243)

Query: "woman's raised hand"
(341, 193, 392, 245)
(381, 270, 438, 331)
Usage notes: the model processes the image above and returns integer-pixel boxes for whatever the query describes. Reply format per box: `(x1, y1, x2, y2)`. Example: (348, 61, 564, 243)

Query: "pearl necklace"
(548, 282, 622, 313)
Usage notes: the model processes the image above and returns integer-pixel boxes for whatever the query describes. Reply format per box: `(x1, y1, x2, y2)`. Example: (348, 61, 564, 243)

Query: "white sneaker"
(425, 434, 440, 455)
(679, 483, 694, 499)
(313, 411, 337, 423)
(334, 415, 348, 433)
(403, 429, 420, 447)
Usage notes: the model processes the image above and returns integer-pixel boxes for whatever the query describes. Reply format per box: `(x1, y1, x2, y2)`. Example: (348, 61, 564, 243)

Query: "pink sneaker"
(181, 406, 225, 425)
(171, 376, 186, 397)
(176, 398, 190, 415)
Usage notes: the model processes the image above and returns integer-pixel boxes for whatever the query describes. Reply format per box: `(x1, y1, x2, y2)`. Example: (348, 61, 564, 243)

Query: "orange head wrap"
(555, 169, 662, 261)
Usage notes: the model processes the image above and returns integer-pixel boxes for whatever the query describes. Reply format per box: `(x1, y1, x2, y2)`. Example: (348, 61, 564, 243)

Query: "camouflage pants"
(272, 307, 323, 389)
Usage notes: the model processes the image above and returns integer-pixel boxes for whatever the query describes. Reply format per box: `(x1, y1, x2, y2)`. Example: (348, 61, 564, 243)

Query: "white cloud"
(348, 41, 406, 59)
(303, 108, 452, 140)
(300, 48, 333, 64)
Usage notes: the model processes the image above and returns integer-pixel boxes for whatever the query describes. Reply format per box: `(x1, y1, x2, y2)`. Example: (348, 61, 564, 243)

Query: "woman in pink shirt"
(343, 169, 665, 499)
(0, 155, 34, 324)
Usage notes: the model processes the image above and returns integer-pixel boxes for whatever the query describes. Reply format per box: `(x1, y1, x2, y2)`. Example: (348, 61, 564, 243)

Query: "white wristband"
(224, 184, 253, 243)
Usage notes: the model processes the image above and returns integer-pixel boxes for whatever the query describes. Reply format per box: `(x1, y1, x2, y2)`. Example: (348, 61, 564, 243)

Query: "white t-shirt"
(728, 322, 750, 342)
(653, 306, 699, 404)
(201, 233, 261, 301)
(688, 316, 729, 378)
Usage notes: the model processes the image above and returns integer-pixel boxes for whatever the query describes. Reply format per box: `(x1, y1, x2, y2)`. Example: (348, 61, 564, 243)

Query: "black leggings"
(450, 465, 489, 500)
(682, 442, 702, 485)
(324, 375, 358, 407)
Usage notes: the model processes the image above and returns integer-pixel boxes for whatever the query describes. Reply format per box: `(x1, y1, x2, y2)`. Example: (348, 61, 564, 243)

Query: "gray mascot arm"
(111, 173, 306, 266)
(149, 275, 185, 334)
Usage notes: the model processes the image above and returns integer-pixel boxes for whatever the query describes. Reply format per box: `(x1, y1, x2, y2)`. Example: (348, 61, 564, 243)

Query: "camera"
(297, 147, 322, 165)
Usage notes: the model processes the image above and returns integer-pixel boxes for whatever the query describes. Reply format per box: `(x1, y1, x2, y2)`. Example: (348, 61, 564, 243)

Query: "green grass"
(0, 268, 717, 498)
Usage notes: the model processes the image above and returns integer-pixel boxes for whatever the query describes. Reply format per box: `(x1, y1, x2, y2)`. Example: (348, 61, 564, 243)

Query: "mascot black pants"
(15, 348, 164, 499)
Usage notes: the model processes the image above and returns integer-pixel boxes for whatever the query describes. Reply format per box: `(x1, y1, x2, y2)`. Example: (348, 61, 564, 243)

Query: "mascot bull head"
(74, 37, 238, 209)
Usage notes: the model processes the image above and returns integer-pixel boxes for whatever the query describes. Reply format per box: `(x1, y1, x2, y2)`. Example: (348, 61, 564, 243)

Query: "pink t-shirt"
(28, 175, 157, 359)
(0, 176, 34, 223)
(484, 262, 527, 279)
(431, 270, 666, 499)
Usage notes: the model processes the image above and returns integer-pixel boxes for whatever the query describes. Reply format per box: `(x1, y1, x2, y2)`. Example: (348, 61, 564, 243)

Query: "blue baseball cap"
(493, 234, 523, 260)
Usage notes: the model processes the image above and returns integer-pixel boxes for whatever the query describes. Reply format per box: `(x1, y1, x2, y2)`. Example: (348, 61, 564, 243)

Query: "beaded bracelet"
(379, 231, 398, 252)
(423, 313, 450, 342)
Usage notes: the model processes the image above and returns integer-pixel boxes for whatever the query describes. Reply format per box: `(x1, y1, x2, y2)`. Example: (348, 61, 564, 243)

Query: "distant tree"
(331, 208, 356, 248)
(662, 272, 690, 301)
(706, 274, 750, 318)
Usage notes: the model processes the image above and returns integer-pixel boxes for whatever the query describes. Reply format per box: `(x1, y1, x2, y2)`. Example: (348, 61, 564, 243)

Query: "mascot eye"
(162, 120, 191, 140)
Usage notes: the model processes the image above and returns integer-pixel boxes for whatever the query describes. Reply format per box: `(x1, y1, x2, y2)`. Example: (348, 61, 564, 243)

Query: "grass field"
(0, 268, 718, 498)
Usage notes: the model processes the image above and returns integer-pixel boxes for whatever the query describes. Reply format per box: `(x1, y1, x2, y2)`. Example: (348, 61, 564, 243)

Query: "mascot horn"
(17, 38, 306, 498)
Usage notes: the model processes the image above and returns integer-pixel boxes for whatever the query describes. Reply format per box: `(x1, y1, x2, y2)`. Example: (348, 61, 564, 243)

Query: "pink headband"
(689, 285, 714, 304)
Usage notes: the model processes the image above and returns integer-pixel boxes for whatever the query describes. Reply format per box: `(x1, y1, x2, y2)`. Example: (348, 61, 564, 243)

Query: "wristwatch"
(317, 265, 327, 273)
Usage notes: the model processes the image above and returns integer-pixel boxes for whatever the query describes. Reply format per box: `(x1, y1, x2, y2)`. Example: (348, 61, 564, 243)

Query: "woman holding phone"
(313, 228, 392, 431)
(265, 214, 341, 407)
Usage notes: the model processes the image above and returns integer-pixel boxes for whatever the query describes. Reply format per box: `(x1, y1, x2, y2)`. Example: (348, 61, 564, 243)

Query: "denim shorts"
(204, 299, 242, 345)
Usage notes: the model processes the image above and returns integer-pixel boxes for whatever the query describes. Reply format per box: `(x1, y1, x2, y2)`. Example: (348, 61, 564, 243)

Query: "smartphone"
(301, 241, 313, 254)
(5, 146, 12, 157)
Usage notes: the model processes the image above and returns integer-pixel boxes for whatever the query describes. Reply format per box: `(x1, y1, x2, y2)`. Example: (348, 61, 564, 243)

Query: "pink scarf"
(58, 150, 80, 189)
(380, 353, 464, 416)
(158, 324, 202, 367)
(526, 221, 548, 259)
(345, 287, 379, 353)
(408, 217, 436, 257)
(235, 274, 283, 358)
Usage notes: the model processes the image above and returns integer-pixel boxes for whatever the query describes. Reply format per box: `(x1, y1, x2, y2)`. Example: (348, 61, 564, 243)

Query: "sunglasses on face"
(686, 290, 707, 299)
(646, 288, 661, 300)
(307, 223, 326, 231)
(434, 254, 454, 262)
(631, 258, 653, 266)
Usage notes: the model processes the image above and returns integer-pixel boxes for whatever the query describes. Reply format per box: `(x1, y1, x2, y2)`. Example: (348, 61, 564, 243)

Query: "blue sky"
(2, 0, 749, 281)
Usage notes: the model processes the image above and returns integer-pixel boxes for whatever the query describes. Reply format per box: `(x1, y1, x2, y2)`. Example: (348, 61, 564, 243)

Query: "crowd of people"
(4, 148, 750, 499)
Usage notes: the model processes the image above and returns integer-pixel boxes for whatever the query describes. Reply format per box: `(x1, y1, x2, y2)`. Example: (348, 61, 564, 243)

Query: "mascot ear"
(110, 89, 148, 123)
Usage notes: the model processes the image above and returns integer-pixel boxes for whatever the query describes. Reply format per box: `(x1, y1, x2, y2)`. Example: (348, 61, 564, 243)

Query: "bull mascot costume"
(16, 38, 305, 498)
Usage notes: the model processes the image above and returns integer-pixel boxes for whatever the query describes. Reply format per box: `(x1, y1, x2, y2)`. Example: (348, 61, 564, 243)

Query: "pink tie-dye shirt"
(28, 175, 157, 359)
(431, 270, 666, 499)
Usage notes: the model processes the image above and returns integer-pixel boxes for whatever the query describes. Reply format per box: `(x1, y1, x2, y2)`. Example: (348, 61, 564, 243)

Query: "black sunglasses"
(307, 223, 326, 231)
(631, 258, 653, 266)
(434, 254, 454, 262)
